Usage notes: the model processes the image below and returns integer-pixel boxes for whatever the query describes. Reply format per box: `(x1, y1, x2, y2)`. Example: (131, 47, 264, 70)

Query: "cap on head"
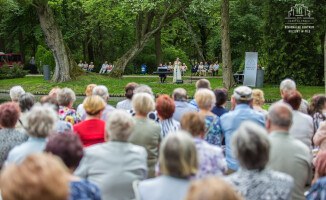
(233, 86, 252, 101)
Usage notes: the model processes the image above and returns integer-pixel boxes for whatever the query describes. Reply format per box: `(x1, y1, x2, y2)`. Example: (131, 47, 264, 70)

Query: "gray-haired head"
(105, 110, 135, 142)
(93, 85, 109, 102)
(172, 88, 187, 101)
(280, 78, 296, 91)
(19, 93, 35, 112)
(9, 86, 25, 102)
(133, 85, 155, 100)
(57, 88, 76, 107)
(231, 121, 270, 171)
(267, 102, 293, 129)
(25, 103, 57, 138)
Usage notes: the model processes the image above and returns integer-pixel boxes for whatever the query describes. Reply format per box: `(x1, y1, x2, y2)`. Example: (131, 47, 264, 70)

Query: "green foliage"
(35, 45, 55, 73)
(0, 63, 28, 79)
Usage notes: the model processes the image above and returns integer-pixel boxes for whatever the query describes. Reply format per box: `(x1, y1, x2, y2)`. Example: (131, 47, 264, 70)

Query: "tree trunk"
(98, 23, 104, 63)
(18, 29, 25, 63)
(35, 2, 77, 82)
(82, 39, 87, 62)
(324, 30, 326, 94)
(0, 13, 5, 52)
(155, 30, 163, 67)
(88, 36, 94, 62)
(221, 0, 234, 89)
(183, 11, 205, 62)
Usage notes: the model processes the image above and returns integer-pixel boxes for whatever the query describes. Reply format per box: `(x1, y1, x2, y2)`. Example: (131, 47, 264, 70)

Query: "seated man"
(157, 63, 167, 83)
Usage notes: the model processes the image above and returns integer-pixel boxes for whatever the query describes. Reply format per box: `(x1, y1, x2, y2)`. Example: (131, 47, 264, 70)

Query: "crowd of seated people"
(191, 61, 219, 76)
(1, 77, 326, 200)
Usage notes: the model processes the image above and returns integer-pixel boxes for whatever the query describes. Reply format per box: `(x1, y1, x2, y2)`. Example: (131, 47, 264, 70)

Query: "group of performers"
(157, 57, 184, 83)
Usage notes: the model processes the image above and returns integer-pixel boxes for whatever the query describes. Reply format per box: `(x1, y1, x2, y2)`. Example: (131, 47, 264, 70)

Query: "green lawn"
(0, 73, 324, 102)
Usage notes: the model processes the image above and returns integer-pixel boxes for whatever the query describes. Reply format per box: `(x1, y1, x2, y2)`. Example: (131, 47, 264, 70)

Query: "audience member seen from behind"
(0, 153, 69, 200)
(57, 87, 81, 125)
(128, 93, 161, 178)
(48, 87, 61, 100)
(220, 86, 265, 174)
(308, 95, 326, 132)
(92, 85, 115, 121)
(314, 121, 326, 159)
(189, 79, 211, 109)
(77, 84, 97, 121)
(73, 95, 106, 147)
(252, 89, 268, 116)
(16, 93, 34, 130)
(0, 103, 28, 169)
(184, 178, 242, 200)
(279, 78, 308, 113)
(116, 82, 139, 110)
(9, 85, 25, 103)
(180, 112, 227, 178)
(266, 102, 312, 200)
(226, 121, 294, 200)
(285, 91, 314, 153)
(307, 151, 326, 199)
(138, 132, 198, 200)
(156, 95, 180, 138)
(45, 132, 102, 200)
(211, 88, 228, 117)
(172, 88, 197, 122)
(40, 95, 72, 133)
(75, 110, 148, 200)
(195, 89, 222, 146)
(5, 103, 57, 165)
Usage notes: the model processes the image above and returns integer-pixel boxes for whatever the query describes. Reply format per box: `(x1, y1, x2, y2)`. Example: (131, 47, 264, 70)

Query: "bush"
(0, 63, 28, 79)
(35, 45, 55, 74)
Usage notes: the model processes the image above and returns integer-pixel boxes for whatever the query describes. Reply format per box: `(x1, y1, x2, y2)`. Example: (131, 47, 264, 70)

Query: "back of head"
(57, 88, 76, 107)
(40, 96, 59, 112)
(133, 84, 154, 100)
(233, 86, 252, 105)
(132, 93, 155, 115)
(315, 150, 326, 177)
(214, 88, 228, 107)
(0, 102, 20, 128)
(231, 121, 270, 170)
(180, 112, 206, 137)
(49, 87, 61, 100)
(25, 103, 57, 138)
(83, 95, 106, 116)
(280, 78, 296, 91)
(172, 88, 187, 101)
(19, 93, 35, 112)
(92, 85, 109, 101)
(252, 89, 265, 106)
(284, 91, 302, 111)
(267, 102, 293, 129)
(156, 95, 175, 120)
(196, 79, 211, 90)
(85, 84, 97, 96)
(184, 178, 243, 200)
(195, 89, 216, 110)
(9, 86, 25, 102)
(106, 110, 135, 142)
(159, 131, 198, 178)
(308, 95, 326, 116)
(0, 153, 69, 200)
(45, 131, 84, 169)
(125, 82, 139, 99)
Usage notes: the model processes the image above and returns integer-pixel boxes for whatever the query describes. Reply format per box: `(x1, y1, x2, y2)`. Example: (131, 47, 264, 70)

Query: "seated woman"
(181, 112, 227, 179)
(0, 102, 28, 169)
(191, 62, 199, 76)
(156, 95, 180, 138)
(0, 153, 70, 200)
(73, 95, 106, 147)
(211, 88, 229, 117)
(203, 61, 209, 76)
(138, 132, 198, 200)
(307, 151, 326, 199)
(198, 62, 204, 76)
(88, 62, 94, 72)
(16, 92, 35, 129)
(195, 89, 222, 146)
(45, 132, 102, 200)
(76, 84, 97, 121)
(167, 62, 172, 71)
(252, 89, 268, 116)
(107, 62, 113, 73)
(308, 95, 326, 132)
(58, 88, 81, 125)
(225, 121, 294, 200)
(83, 61, 88, 71)
(181, 63, 187, 76)
(78, 60, 83, 69)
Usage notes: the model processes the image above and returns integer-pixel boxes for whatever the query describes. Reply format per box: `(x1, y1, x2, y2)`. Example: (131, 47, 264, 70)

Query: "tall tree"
(221, 0, 234, 89)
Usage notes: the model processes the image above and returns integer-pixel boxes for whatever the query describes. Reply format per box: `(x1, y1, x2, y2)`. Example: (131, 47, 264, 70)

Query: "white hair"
(57, 88, 76, 106)
(105, 110, 135, 142)
(9, 86, 25, 102)
(93, 85, 109, 101)
(132, 93, 155, 115)
(133, 85, 155, 100)
(280, 78, 296, 91)
(25, 103, 57, 138)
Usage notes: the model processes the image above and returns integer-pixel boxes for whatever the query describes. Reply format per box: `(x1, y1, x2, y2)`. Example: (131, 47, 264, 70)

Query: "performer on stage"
(173, 57, 182, 83)
(157, 63, 168, 83)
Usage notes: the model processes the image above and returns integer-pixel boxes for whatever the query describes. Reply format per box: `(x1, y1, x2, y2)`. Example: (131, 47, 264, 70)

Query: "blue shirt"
(70, 179, 102, 200)
(211, 106, 228, 117)
(220, 104, 265, 170)
(172, 101, 197, 122)
(307, 176, 326, 200)
(189, 99, 199, 111)
(5, 137, 46, 165)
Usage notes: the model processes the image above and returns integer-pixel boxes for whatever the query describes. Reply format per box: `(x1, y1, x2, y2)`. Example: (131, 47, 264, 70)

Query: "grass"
(0, 73, 324, 102)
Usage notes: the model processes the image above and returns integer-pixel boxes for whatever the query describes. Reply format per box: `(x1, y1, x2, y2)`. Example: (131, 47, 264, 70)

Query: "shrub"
(35, 45, 55, 74)
(0, 63, 28, 79)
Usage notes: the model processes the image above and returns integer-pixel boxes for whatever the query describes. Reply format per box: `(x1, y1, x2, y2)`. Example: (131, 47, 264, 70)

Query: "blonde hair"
(0, 153, 69, 200)
(185, 178, 243, 200)
(252, 89, 265, 105)
(132, 93, 155, 115)
(83, 95, 106, 116)
(195, 89, 216, 109)
(159, 131, 198, 178)
(180, 112, 206, 137)
(85, 84, 97, 96)
(49, 87, 61, 99)
(106, 110, 135, 141)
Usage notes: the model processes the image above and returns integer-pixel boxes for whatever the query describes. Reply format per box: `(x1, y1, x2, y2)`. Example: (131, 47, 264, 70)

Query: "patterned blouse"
(307, 176, 326, 200)
(70, 179, 102, 200)
(204, 116, 222, 146)
(159, 118, 180, 138)
(225, 169, 294, 200)
(59, 106, 81, 125)
(193, 138, 227, 179)
(313, 112, 325, 133)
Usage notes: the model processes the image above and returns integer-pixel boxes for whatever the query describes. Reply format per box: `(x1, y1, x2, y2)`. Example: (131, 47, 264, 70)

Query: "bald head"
(266, 102, 293, 132)
(173, 88, 187, 101)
